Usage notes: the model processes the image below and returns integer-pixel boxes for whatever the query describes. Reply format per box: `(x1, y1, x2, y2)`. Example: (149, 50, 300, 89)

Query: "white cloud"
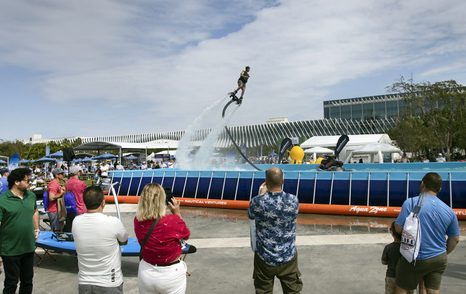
(1, 0, 466, 139)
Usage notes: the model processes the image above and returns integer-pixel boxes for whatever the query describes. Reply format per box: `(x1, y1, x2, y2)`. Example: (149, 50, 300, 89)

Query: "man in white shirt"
(72, 186, 128, 294)
(99, 163, 110, 178)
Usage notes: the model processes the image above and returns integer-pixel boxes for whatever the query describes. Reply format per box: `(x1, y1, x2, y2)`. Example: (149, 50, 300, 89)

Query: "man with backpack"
(394, 172, 460, 294)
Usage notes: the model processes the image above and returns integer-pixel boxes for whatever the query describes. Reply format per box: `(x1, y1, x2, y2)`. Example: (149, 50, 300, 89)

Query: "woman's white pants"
(138, 259, 187, 294)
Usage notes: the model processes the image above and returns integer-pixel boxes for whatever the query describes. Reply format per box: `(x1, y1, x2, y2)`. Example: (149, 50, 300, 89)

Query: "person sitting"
(319, 155, 344, 171)
(134, 183, 191, 294)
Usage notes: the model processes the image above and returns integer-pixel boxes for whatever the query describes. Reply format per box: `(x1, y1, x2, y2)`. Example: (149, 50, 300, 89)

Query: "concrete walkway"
(2, 205, 465, 293)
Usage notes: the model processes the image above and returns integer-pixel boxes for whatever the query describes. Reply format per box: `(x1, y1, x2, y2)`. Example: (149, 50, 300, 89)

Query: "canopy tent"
(304, 146, 334, 161)
(303, 146, 334, 154)
(74, 139, 179, 162)
(93, 153, 118, 160)
(347, 142, 401, 163)
(147, 150, 176, 161)
(48, 151, 63, 158)
(19, 159, 31, 164)
(124, 155, 138, 160)
(352, 143, 401, 154)
(74, 153, 95, 159)
(81, 157, 96, 163)
(300, 134, 394, 162)
(301, 134, 392, 149)
(35, 157, 57, 164)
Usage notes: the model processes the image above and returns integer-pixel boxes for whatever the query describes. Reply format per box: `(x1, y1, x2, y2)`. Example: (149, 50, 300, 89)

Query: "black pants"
(63, 212, 76, 232)
(1, 252, 34, 294)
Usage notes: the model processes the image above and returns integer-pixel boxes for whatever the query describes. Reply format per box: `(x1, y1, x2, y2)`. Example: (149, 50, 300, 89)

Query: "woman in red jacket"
(134, 183, 190, 294)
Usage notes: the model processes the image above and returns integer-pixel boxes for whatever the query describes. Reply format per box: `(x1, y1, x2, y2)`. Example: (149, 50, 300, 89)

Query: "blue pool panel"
(109, 168, 466, 210)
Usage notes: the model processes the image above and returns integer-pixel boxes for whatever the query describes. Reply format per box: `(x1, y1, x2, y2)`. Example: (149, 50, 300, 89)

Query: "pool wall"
(107, 163, 466, 219)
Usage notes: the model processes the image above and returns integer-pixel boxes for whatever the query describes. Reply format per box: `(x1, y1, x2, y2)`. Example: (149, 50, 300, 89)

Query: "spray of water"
(176, 96, 240, 170)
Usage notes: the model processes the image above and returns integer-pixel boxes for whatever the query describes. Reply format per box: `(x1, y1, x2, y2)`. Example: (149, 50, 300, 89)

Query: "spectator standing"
(382, 222, 413, 294)
(100, 162, 110, 178)
(47, 168, 66, 232)
(64, 166, 87, 232)
(436, 153, 446, 163)
(72, 186, 128, 294)
(0, 168, 10, 194)
(395, 172, 460, 293)
(248, 167, 303, 294)
(0, 168, 40, 294)
(134, 183, 190, 294)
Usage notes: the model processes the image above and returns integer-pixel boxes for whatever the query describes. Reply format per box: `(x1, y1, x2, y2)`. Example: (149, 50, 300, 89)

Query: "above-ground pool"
(107, 162, 466, 219)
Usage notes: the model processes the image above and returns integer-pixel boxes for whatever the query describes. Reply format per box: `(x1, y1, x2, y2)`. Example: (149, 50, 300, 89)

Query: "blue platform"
(36, 231, 141, 256)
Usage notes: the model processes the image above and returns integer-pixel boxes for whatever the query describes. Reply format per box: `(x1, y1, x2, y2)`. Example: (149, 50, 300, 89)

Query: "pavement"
(2, 204, 466, 294)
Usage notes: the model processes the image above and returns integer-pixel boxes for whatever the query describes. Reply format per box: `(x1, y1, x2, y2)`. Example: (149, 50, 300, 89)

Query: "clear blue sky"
(1, 0, 466, 141)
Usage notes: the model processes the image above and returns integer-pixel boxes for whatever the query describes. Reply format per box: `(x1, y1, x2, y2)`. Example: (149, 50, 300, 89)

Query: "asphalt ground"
(2, 204, 465, 294)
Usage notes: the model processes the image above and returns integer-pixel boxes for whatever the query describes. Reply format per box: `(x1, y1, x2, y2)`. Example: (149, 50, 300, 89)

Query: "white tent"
(303, 146, 334, 154)
(303, 146, 334, 161)
(352, 143, 401, 154)
(145, 139, 179, 149)
(147, 150, 177, 161)
(301, 134, 392, 149)
(300, 134, 396, 163)
(347, 142, 401, 163)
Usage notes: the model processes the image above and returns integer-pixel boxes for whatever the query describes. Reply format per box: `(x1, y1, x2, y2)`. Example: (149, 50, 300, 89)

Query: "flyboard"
(222, 92, 243, 117)
(222, 92, 261, 171)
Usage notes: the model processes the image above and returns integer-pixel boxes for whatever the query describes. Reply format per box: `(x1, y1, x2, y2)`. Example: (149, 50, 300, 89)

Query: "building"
(77, 117, 396, 149)
(323, 93, 405, 120)
(22, 93, 401, 149)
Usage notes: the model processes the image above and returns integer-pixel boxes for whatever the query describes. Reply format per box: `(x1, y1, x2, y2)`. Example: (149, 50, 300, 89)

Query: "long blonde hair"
(136, 183, 167, 221)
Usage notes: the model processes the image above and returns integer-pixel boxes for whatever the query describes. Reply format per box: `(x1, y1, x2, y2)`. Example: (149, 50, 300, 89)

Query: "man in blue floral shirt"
(248, 167, 303, 294)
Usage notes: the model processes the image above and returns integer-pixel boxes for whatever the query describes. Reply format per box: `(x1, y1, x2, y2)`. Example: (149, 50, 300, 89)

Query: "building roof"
(74, 139, 179, 151)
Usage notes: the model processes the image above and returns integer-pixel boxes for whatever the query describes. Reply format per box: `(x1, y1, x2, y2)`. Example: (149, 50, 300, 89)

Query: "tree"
(388, 78, 466, 160)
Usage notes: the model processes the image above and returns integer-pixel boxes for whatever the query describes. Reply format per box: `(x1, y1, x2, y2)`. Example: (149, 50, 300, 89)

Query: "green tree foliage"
(388, 78, 466, 160)
(0, 137, 84, 160)
(0, 140, 28, 158)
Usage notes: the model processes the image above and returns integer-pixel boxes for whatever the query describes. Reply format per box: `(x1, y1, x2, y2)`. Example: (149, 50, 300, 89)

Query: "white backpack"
(400, 196, 424, 263)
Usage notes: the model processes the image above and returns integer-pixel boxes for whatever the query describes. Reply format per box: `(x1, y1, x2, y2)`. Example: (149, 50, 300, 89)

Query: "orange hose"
(104, 196, 466, 220)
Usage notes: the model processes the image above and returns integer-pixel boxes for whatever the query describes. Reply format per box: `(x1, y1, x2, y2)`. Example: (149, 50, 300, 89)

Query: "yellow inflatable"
(290, 146, 304, 164)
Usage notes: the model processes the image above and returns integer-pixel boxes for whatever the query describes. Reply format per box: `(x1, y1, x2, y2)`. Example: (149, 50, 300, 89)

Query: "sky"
(1, 0, 466, 141)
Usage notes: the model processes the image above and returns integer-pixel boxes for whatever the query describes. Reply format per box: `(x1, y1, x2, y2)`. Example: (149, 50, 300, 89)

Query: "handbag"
(400, 195, 424, 263)
(139, 218, 159, 261)
(57, 197, 67, 222)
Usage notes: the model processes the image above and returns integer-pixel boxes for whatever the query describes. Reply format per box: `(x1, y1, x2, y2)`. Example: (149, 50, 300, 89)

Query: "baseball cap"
(52, 168, 65, 176)
(69, 166, 82, 175)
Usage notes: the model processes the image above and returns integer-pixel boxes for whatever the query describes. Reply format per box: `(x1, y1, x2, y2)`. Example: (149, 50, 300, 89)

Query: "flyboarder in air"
(229, 66, 250, 104)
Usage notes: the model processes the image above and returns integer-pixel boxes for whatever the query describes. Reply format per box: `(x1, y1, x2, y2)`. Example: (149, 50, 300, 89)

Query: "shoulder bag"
(139, 218, 159, 261)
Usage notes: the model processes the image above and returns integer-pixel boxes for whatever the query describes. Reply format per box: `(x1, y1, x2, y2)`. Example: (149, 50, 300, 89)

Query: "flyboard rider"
(229, 66, 250, 104)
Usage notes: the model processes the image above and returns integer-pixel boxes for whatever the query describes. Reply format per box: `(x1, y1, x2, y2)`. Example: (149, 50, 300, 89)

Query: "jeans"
(1, 252, 35, 294)
(47, 212, 64, 232)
